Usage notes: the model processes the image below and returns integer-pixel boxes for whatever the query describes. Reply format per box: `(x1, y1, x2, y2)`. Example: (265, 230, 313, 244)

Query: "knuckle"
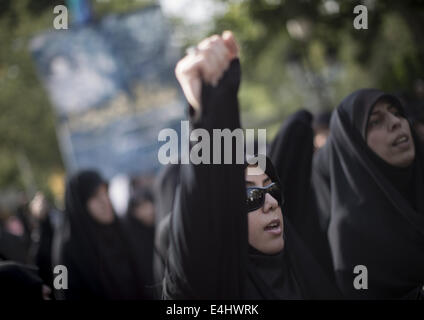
(199, 50, 212, 62)
(209, 35, 221, 42)
(175, 60, 187, 75)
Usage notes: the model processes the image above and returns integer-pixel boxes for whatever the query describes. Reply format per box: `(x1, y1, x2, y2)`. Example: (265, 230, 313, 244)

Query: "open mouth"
(392, 134, 409, 147)
(264, 219, 282, 234)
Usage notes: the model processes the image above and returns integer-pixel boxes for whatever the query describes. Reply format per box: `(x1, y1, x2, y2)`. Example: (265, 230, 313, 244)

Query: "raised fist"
(175, 31, 239, 112)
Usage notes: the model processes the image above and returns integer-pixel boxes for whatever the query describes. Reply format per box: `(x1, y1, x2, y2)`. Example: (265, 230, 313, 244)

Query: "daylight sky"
(158, 0, 227, 24)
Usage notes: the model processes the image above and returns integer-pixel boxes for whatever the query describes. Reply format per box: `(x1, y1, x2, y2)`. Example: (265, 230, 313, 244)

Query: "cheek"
(367, 130, 389, 156)
(88, 200, 101, 218)
(247, 212, 263, 242)
(277, 208, 284, 229)
(103, 197, 112, 212)
(98, 193, 113, 214)
(403, 119, 413, 137)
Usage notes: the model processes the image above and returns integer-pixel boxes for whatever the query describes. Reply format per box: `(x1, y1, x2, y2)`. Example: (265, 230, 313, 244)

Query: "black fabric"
(163, 59, 340, 300)
(0, 261, 43, 299)
(268, 110, 334, 279)
(123, 189, 155, 299)
(163, 59, 247, 299)
(153, 163, 180, 297)
(312, 88, 424, 299)
(0, 226, 28, 263)
(57, 170, 147, 300)
(35, 209, 59, 288)
(397, 93, 424, 125)
(154, 164, 181, 224)
(313, 110, 332, 130)
(246, 244, 302, 300)
(245, 217, 340, 300)
(269, 110, 313, 223)
(15, 205, 33, 257)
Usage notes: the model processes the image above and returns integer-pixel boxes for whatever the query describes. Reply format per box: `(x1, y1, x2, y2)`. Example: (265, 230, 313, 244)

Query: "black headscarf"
(58, 170, 146, 299)
(313, 88, 424, 299)
(244, 156, 340, 299)
(313, 110, 332, 131)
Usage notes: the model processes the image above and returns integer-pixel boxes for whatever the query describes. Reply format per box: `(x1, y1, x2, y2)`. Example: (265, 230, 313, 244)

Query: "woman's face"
(86, 184, 115, 224)
(366, 100, 415, 167)
(134, 200, 155, 227)
(245, 168, 284, 255)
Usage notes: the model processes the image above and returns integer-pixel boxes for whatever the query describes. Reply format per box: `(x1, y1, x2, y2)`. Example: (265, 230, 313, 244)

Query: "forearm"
(165, 59, 247, 299)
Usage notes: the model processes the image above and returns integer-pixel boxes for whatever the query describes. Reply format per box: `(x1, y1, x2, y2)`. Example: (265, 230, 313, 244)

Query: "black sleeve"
(163, 59, 248, 299)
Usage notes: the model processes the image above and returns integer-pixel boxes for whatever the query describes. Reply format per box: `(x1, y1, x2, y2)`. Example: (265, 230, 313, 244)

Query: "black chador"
(312, 89, 424, 299)
(162, 60, 340, 300)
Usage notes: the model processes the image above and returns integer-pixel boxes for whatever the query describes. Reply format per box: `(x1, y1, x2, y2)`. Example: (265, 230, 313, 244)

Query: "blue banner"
(30, 5, 185, 179)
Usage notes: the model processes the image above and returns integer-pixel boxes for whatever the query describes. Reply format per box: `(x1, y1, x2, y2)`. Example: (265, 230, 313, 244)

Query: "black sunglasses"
(246, 182, 283, 213)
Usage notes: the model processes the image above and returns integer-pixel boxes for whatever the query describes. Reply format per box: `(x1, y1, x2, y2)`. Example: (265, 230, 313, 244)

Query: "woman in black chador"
(312, 88, 424, 299)
(161, 32, 340, 300)
(56, 170, 147, 299)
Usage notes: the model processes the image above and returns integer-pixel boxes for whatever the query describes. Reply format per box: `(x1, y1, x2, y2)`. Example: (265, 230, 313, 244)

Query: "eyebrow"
(245, 177, 271, 187)
(371, 104, 398, 116)
(387, 104, 398, 112)
(263, 177, 271, 184)
(245, 180, 255, 187)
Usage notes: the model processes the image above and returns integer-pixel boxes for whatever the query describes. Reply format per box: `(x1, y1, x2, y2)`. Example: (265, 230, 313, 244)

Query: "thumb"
(222, 30, 239, 60)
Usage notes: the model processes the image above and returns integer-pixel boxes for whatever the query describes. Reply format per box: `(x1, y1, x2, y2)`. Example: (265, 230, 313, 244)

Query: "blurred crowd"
(0, 174, 157, 299)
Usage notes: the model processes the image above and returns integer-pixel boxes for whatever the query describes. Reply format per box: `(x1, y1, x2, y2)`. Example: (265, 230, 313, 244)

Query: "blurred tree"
(210, 0, 424, 130)
(0, 0, 153, 198)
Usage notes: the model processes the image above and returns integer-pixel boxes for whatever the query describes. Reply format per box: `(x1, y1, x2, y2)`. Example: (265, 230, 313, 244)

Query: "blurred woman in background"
(56, 170, 147, 299)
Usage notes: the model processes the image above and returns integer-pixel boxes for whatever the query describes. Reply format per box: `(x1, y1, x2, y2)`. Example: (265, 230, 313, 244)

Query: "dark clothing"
(123, 214, 155, 299)
(268, 110, 334, 279)
(16, 206, 33, 257)
(162, 59, 340, 300)
(57, 170, 147, 300)
(312, 89, 424, 299)
(154, 164, 181, 225)
(35, 208, 62, 288)
(0, 261, 44, 299)
(0, 227, 28, 263)
(153, 163, 180, 296)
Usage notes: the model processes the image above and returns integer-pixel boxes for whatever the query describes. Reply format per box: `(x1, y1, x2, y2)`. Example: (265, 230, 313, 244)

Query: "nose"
(262, 192, 278, 213)
(388, 112, 401, 132)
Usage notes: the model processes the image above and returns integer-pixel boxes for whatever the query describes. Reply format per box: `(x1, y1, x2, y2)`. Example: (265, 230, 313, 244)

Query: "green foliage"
(210, 0, 424, 136)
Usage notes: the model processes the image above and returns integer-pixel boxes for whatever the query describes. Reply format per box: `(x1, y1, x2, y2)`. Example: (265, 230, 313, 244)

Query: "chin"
(263, 238, 285, 255)
(395, 151, 415, 167)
